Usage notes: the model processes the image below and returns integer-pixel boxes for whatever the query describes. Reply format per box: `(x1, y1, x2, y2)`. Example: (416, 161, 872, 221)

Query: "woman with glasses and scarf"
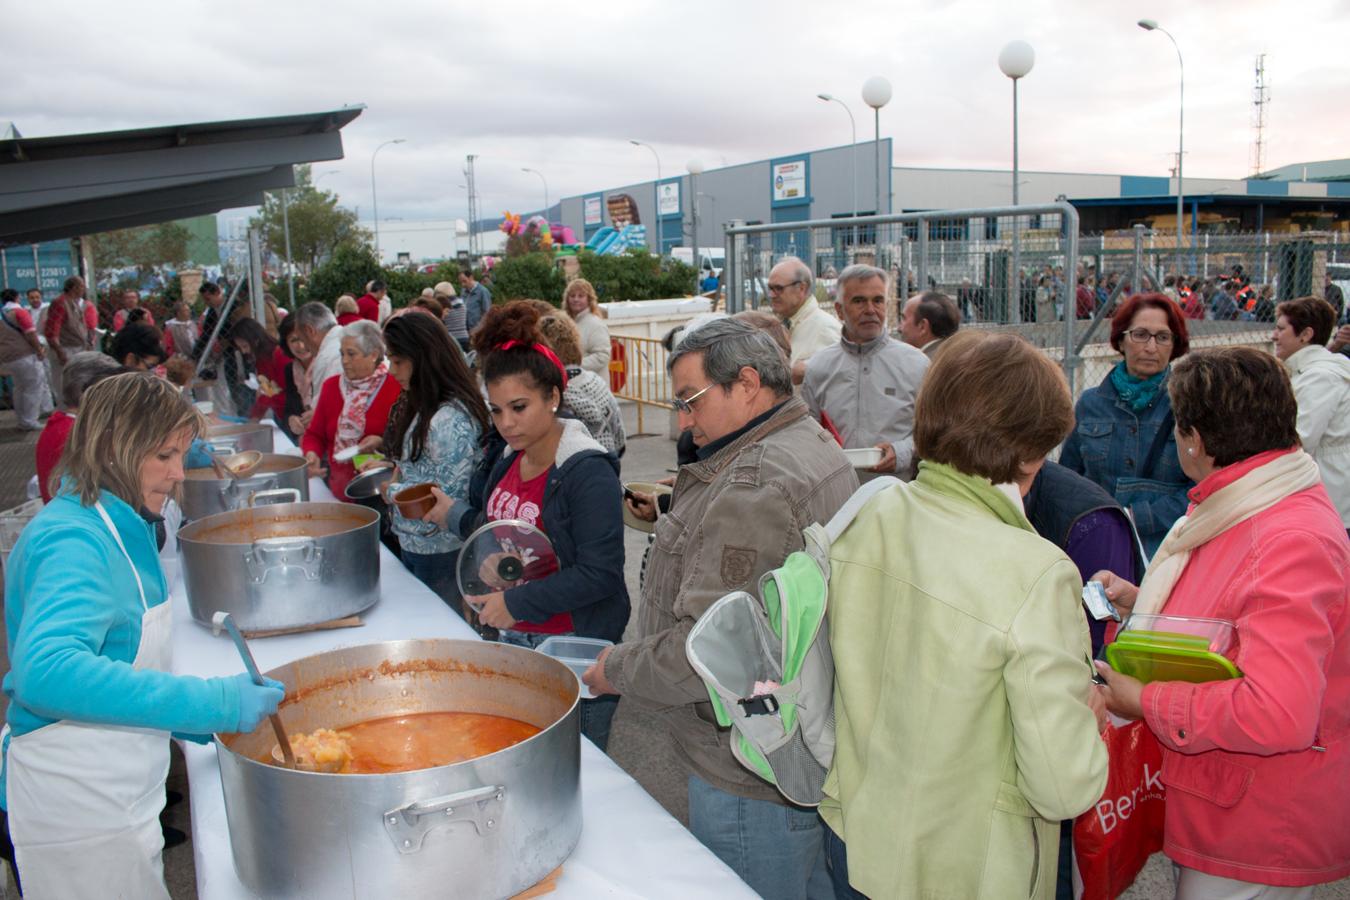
(301, 319, 402, 501)
(1060, 293, 1193, 556)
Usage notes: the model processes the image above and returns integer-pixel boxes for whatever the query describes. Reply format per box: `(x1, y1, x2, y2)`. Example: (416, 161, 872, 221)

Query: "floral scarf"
(334, 360, 389, 455)
(1109, 360, 1167, 413)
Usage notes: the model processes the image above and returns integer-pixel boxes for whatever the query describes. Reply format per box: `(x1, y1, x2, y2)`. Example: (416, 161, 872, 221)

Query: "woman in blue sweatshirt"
(1, 372, 284, 900)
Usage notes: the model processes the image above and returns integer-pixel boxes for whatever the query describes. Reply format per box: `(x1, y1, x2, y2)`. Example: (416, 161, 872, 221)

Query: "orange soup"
(291, 712, 541, 774)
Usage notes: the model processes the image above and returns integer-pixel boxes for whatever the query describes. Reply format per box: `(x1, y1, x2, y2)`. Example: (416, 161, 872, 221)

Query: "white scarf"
(1134, 449, 1324, 616)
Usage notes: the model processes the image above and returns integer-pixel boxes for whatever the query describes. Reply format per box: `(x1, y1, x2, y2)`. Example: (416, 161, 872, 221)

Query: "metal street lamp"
(818, 93, 858, 216)
(521, 168, 549, 215)
(1139, 18, 1185, 278)
(371, 138, 406, 263)
(687, 159, 704, 274)
(999, 40, 1035, 325)
(629, 139, 662, 181)
(861, 77, 892, 216)
(631, 140, 662, 253)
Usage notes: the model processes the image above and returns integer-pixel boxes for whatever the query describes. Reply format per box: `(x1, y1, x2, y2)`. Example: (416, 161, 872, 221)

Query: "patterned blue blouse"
(388, 401, 482, 555)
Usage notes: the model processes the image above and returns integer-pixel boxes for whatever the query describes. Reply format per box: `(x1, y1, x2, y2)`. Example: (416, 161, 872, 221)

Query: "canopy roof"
(0, 107, 363, 247)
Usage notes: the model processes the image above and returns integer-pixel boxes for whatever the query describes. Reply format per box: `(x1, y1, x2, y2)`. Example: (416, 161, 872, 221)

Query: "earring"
(551, 407, 558, 413)
(1187, 447, 1196, 457)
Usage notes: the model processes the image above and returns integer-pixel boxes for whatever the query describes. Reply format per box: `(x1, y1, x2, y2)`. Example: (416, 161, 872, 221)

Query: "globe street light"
(861, 77, 892, 217)
(687, 159, 704, 275)
(1139, 18, 1185, 277)
(371, 139, 407, 263)
(998, 40, 1035, 207)
(818, 93, 858, 216)
(521, 168, 549, 216)
(999, 40, 1035, 325)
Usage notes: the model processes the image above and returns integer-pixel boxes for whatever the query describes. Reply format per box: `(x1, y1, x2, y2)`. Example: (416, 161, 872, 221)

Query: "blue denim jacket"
(1059, 369, 1193, 556)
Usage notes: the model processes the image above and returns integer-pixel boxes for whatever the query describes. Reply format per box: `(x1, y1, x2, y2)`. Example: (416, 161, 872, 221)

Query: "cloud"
(8, 0, 1350, 224)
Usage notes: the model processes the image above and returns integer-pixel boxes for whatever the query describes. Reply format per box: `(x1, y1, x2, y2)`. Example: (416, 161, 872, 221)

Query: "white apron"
(5, 500, 174, 900)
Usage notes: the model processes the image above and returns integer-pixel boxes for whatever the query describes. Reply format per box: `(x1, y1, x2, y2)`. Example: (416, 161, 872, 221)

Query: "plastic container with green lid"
(1105, 613, 1242, 684)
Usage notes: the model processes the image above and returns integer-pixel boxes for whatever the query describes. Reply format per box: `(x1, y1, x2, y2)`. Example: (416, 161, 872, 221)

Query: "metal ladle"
(211, 611, 296, 769)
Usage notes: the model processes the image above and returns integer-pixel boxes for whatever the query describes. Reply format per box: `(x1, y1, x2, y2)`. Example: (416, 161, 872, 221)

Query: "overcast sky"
(8, 0, 1349, 226)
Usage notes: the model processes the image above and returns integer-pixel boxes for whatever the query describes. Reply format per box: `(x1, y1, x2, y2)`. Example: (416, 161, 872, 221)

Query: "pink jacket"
(1141, 450, 1350, 887)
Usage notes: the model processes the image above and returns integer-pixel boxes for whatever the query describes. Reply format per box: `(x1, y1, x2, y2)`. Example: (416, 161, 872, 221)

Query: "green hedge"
(489, 248, 697, 304)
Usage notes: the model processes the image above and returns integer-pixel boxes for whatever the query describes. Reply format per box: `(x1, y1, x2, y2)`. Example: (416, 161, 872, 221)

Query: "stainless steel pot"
(204, 422, 275, 454)
(176, 489, 379, 631)
(216, 639, 582, 899)
(179, 454, 310, 521)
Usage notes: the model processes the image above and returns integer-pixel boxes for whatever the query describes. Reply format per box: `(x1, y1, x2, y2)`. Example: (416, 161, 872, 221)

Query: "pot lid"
(345, 466, 393, 500)
(457, 518, 558, 602)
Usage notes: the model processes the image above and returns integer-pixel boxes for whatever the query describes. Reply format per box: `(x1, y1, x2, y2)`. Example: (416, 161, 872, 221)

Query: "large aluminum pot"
(204, 421, 274, 454)
(216, 639, 581, 899)
(176, 489, 379, 631)
(179, 454, 309, 521)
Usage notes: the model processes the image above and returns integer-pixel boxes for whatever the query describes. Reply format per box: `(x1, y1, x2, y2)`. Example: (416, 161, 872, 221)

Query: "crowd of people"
(1, 255, 1348, 900)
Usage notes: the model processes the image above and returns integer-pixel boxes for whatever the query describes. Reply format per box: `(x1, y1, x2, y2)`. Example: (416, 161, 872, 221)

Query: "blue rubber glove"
(232, 675, 286, 733)
(185, 438, 215, 470)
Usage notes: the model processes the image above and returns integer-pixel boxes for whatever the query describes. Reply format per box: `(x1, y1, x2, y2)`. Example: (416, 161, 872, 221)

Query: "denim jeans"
(495, 629, 618, 752)
(687, 774, 833, 900)
(823, 826, 869, 899)
(401, 549, 462, 617)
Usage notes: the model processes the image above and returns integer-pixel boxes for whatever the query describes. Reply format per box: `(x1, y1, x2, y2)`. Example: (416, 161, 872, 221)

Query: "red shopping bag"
(1072, 720, 1166, 900)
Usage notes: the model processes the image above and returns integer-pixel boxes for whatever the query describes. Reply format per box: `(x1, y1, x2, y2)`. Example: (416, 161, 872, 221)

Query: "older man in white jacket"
(802, 264, 929, 479)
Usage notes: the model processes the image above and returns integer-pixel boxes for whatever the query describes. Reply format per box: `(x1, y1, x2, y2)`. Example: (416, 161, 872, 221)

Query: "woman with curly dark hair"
(424, 300, 628, 749)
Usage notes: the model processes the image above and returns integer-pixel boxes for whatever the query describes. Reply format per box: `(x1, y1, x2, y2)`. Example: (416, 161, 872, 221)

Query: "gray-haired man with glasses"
(583, 318, 856, 899)
(767, 257, 841, 384)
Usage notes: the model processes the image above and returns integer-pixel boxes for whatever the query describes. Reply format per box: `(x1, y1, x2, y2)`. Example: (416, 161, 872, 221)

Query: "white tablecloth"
(170, 428, 755, 899)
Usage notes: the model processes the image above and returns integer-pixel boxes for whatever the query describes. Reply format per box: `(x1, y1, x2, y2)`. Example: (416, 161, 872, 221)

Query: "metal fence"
(609, 334, 673, 435)
(724, 208, 1344, 397)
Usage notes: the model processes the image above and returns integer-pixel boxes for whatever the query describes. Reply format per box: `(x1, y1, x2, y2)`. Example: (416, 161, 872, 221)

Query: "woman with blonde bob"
(561, 278, 612, 378)
(820, 331, 1108, 899)
(0, 373, 284, 900)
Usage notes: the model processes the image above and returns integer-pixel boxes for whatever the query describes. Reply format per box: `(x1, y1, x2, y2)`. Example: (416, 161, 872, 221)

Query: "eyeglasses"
(767, 280, 803, 295)
(672, 382, 718, 414)
(1125, 328, 1173, 346)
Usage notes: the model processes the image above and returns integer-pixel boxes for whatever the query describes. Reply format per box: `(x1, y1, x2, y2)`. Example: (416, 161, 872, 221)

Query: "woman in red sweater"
(301, 320, 401, 500)
(1095, 347, 1350, 897)
(228, 318, 291, 424)
(35, 352, 124, 502)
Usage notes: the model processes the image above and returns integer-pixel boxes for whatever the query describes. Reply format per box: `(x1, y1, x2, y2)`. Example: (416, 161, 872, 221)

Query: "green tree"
(92, 222, 192, 282)
(251, 165, 370, 275)
(305, 244, 383, 306)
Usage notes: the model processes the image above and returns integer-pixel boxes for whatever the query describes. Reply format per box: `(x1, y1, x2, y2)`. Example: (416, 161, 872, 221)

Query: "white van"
(671, 246, 725, 277)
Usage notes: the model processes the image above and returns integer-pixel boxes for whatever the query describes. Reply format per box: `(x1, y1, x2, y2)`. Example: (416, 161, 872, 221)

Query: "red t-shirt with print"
(486, 455, 571, 634)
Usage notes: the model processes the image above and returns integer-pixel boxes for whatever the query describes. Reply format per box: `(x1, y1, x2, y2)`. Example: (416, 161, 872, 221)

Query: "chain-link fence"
(725, 209, 1347, 397)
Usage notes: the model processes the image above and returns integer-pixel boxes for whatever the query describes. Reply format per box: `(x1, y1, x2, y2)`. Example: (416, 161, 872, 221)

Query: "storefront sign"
(772, 160, 807, 202)
(658, 182, 680, 217)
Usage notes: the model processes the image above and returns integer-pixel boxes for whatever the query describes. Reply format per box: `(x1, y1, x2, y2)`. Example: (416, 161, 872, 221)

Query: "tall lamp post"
(861, 76, 892, 216)
(631, 140, 662, 252)
(371, 138, 406, 264)
(1139, 19, 1185, 278)
(687, 159, 704, 275)
(999, 40, 1035, 325)
(817, 93, 858, 216)
(521, 168, 549, 216)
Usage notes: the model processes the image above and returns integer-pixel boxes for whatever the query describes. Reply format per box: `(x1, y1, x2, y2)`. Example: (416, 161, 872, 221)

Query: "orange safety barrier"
(608, 334, 672, 435)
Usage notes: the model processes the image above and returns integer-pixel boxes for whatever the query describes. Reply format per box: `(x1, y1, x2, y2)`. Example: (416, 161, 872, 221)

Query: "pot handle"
(249, 488, 301, 507)
(203, 440, 239, 455)
(221, 476, 276, 504)
(246, 537, 323, 584)
(383, 785, 505, 854)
